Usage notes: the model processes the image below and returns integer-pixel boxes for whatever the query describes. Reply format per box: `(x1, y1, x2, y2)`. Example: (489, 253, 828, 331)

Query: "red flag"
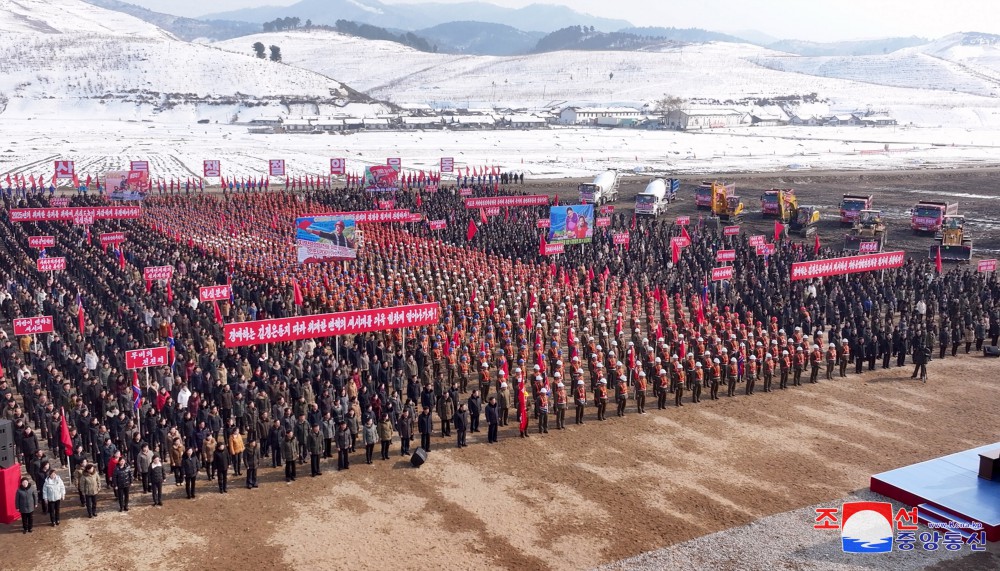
(466, 219, 478, 241)
(117, 248, 126, 270)
(671, 239, 680, 264)
(415, 193, 422, 208)
(166, 280, 173, 303)
(518, 380, 529, 434)
(539, 235, 547, 256)
(213, 301, 223, 324)
(935, 246, 942, 274)
(631, 213, 637, 230)
(293, 279, 304, 306)
(553, 194, 559, 206)
(145, 279, 152, 293)
(681, 226, 691, 243)
(0, 357, 4, 379)
(774, 220, 785, 242)
(504, 207, 509, 222)
(480, 208, 487, 224)
(60, 408, 73, 457)
(814, 233, 821, 255)
(77, 297, 85, 333)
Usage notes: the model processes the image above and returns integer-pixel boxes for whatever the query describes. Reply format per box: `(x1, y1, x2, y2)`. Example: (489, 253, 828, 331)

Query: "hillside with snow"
(0, 0, 369, 121)
(216, 29, 1000, 128)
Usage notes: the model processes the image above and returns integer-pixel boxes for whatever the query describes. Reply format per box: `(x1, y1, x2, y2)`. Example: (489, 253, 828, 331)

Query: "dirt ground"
(7, 352, 1000, 570)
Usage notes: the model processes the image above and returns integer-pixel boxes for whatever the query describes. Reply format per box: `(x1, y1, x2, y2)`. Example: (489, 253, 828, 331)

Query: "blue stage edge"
(871, 442, 1000, 542)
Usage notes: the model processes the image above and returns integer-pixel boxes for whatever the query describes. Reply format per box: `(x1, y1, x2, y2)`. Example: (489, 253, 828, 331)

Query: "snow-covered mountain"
(0, 0, 368, 120)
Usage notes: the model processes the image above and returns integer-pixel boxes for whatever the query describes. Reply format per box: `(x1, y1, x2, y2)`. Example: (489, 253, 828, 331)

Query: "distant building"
(363, 118, 390, 130)
(666, 109, 746, 130)
(248, 117, 282, 127)
(824, 114, 860, 126)
(504, 115, 548, 129)
(860, 116, 898, 127)
(559, 106, 642, 125)
(283, 118, 313, 133)
(402, 117, 443, 129)
(314, 118, 344, 132)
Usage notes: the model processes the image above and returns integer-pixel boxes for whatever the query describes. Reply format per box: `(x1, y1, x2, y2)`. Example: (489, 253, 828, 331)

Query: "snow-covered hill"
(0, 0, 366, 120)
(216, 29, 1000, 128)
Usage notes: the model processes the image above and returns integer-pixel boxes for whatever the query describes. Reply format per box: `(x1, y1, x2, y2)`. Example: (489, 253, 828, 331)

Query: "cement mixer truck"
(579, 170, 619, 206)
(635, 178, 676, 217)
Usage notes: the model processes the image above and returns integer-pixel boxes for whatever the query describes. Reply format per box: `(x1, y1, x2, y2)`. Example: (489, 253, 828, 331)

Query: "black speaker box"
(0, 445, 13, 469)
(410, 447, 427, 468)
(0, 419, 12, 449)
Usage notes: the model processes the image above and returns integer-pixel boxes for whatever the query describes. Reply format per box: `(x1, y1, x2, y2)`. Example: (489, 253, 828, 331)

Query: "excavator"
(929, 215, 973, 262)
(844, 209, 887, 252)
(789, 206, 821, 237)
(761, 189, 798, 222)
(710, 181, 744, 222)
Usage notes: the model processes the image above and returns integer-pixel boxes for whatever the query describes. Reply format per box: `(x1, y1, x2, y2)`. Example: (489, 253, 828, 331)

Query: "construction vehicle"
(695, 181, 714, 209)
(578, 171, 619, 206)
(710, 181, 744, 222)
(789, 206, 821, 237)
(911, 201, 958, 234)
(761, 189, 798, 222)
(635, 178, 674, 217)
(840, 194, 873, 225)
(929, 215, 973, 262)
(844, 209, 887, 252)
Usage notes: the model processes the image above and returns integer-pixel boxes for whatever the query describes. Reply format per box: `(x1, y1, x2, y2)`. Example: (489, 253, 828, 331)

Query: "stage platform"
(871, 442, 1000, 542)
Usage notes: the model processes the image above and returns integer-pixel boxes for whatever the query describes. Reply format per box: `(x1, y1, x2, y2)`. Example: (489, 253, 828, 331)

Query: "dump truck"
(578, 171, 619, 206)
(929, 215, 973, 262)
(840, 194, 873, 225)
(761, 189, 798, 222)
(844, 209, 887, 252)
(911, 201, 958, 234)
(711, 182, 744, 222)
(789, 206, 820, 237)
(695, 181, 714, 209)
(635, 178, 675, 217)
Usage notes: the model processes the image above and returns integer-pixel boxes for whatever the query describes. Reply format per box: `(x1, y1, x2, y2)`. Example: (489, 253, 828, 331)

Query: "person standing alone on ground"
(16, 477, 36, 533)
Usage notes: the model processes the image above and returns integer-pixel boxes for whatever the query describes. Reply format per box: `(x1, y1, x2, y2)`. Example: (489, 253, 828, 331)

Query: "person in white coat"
(41, 469, 66, 526)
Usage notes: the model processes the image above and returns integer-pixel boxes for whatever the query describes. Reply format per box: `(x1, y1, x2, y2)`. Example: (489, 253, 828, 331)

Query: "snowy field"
(4, 118, 1000, 182)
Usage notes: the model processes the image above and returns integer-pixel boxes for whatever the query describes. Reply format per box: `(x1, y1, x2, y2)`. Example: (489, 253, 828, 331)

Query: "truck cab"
(695, 181, 713, 210)
(761, 189, 797, 221)
(839, 194, 872, 225)
(911, 201, 958, 234)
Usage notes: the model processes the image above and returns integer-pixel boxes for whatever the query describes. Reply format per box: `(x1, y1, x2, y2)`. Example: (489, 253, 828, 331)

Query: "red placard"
(28, 236, 55, 249)
(440, 157, 454, 173)
(377, 199, 396, 210)
(426, 184, 438, 193)
(54, 161, 74, 179)
(429, 220, 446, 231)
(143, 265, 174, 281)
(50, 197, 70, 207)
(670, 236, 691, 248)
(268, 159, 285, 177)
(9, 206, 141, 222)
(748, 235, 766, 247)
(99, 232, 126, 246)
(126, 347, 169, 370)
(459, 188, 473, 197)
(130, 161, 149, 172)
(716, 249, 736, 263)
(857, 241, 880, 254)
(13, 316, 53, 336)
(613, 232, 630, 246)
(37, 257, 66, 272)
(321, 209, 413, 224)
(73, 210, 94, 226)
(978, 259, 997, 273)
(755, 243, 775, 256)
(596, 217, 611, 228)
(542, 242, 565, 255)
(405, 213, 423, 223)
(387, 158, 401, 170)
(790, 251, 906, 281)
(536, 218, 551, 229)
(200, 285, 232, 302)
(483, 207, 501, 217)
(330, 158, 345, 175)
(724, 225, 740, 236)
(223, 303, 441, 347)
(676, 216, 690, 226)
(203, 160, 220, 177)
(712, 266, 734, 281)
(464, 195, 549, 209)
(600, 205, 615, 215)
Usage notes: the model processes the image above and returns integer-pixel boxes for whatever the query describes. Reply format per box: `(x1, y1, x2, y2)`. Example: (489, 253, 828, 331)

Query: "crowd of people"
(2, 177, 999, 532)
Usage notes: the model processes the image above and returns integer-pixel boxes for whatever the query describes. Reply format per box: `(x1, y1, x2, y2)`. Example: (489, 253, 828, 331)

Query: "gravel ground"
(596, 488, 1000, 571)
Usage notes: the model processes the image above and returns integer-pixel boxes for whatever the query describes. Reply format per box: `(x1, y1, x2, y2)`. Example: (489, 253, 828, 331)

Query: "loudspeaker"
(985, 346, 1000, 358)
(410, 448, 427, 468)
(0, 420, 13, 470)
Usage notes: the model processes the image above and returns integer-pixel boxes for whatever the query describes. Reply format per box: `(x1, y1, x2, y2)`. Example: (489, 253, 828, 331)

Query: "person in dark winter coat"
(149, 455, 166, 506)
(335, 420, 352, 470)
(181, 448, 199, 499)
(113, 458, 134, 511)
(418, 408, 433, 452)
(453, 403, 469, 448)
(244, 439, 260, 489)
(396, 409, 412, 456)
(485, 396, 499, 443)
(212, 443, 230, 493)
(15, 477, 36, 533)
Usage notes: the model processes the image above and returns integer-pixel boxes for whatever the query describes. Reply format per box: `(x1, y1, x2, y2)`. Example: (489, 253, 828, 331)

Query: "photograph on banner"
(106, 170, 150, 200)
(364, 164, 399, 192)
(547, 204, 594, 245)
(296, 214, 358, 263)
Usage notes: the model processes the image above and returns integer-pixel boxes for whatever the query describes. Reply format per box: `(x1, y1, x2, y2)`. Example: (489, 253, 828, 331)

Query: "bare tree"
(654, 93, 684, 116)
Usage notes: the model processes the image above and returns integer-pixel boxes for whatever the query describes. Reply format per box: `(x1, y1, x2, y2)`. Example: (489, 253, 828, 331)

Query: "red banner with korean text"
(99, 232, 126, 247)
(464, 195, 549, 209)
(28, 236, 55, 249)
(716, 249, 736, 263)
(143, 266, 174, 281)
(978, 259, 997, 273)
(541, 242, 565, 255)
(223, 303, 441, 347)
(712, 266, 734, 281)
(9, 206, 141, 223)
(37, 257, 66, 272)
(13, 316, 54, 336)
(200, 285, 232, 302)
(723, 225, 740, 236)
(790, 251, 906, 281)
(126, 347, 169, 370)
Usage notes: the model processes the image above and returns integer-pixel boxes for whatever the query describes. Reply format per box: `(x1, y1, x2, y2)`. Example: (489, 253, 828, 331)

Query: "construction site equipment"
(844, 209, 887, 252)
(635, 178, 675, 217)
(789, 206, 821, 237)
(929, 215, 973, 262)
(911, 201, 958, 234)
(711, 182, 743, 222)
(579, 171, 619, 206)
(695, 181, 713, 209)
(761, 189, 798, 222)
(840, 194, 873, 225)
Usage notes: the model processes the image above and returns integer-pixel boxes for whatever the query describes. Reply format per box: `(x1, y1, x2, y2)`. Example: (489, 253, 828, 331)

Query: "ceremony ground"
(7, 352, 1000, 570)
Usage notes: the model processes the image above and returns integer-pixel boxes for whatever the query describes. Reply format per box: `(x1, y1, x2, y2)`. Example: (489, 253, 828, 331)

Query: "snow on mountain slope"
(216, 30, 1000, 128)
(919, 32, 1000, 76)
(0, 0, 360, 120)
